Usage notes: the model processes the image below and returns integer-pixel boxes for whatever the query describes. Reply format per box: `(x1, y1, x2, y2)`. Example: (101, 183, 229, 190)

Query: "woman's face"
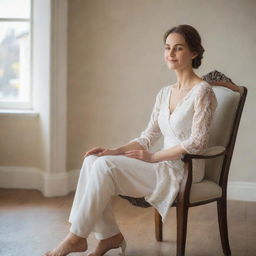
(164, 32, 197, 71)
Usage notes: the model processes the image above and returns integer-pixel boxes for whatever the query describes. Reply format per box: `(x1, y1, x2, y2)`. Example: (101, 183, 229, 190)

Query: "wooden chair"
(120, 82, 247, 256)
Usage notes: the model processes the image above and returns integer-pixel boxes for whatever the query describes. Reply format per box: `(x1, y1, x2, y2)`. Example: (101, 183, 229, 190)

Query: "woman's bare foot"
(44, 232, 87, 256)
(88, 232, 124, 256)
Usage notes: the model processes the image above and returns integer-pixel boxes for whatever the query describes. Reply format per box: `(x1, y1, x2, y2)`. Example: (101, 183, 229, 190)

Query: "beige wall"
(68, 0, 256, 182)
(0, 116, 43, 168)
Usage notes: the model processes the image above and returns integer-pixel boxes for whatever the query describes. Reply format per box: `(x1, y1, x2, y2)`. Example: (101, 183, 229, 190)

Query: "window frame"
(0, 0, 33, 110)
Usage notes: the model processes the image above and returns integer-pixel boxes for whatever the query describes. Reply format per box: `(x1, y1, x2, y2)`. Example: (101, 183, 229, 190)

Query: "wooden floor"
(0, 188, 255, 256)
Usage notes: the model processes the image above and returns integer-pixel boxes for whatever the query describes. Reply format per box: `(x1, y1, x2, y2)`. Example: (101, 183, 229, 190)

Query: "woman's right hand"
(84, 147, 121, 158)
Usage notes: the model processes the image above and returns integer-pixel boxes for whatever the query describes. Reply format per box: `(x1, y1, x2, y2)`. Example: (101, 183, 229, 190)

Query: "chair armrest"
(181, 146, 226, 162)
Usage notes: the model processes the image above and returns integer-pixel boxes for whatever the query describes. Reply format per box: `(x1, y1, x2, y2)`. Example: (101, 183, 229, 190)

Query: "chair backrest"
(205, 86, 247, 186)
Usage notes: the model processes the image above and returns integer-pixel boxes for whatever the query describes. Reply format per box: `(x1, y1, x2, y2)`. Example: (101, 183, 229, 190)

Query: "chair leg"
(176, 204, 189, 256)
(217, 198, 231, 256)
(154, 209, 163, 241)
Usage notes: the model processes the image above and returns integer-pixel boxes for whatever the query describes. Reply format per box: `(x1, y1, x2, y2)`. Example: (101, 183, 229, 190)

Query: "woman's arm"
(151, 144, 187, 162)
(114, 141, 145, 154)
(123, 143, 187, 162)
(84, 141, 145, 157)
(123, 144, 186, 162)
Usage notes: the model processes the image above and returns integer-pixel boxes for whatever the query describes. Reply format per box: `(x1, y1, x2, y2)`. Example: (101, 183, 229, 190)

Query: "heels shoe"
(118, 239, 127, 256)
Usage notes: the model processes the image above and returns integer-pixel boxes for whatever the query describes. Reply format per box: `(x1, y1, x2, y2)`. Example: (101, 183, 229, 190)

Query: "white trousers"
(68, 154, 157, 240)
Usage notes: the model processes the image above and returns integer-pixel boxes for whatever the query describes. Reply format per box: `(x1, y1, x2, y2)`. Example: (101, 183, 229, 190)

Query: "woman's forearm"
(152, 144, 187, 162)
(115, 141, 145, 154)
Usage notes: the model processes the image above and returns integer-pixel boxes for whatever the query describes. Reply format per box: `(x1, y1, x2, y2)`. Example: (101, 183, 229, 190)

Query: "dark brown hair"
(163, 24, 205, 69)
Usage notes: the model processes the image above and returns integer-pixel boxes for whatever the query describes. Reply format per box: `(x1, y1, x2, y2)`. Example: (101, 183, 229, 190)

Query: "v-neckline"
(167, 81, 205, 116)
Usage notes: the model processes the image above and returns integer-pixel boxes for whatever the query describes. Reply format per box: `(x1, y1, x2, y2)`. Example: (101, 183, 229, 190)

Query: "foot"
(44, 232, 87, 256)
(88, 232, 124, 256)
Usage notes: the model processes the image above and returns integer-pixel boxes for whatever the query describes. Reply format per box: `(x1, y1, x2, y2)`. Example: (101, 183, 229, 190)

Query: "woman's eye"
(164, 46, 182, 51)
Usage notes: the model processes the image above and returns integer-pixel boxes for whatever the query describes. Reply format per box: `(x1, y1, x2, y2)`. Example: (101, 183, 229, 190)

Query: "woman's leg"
(70, 155, 157, 239)
(69, 155, 121, 240)
(69, 155, 98, 223)
(80, 155, 158, 256)
(45, 156, 99, 256)
(46, 154, 157, 256)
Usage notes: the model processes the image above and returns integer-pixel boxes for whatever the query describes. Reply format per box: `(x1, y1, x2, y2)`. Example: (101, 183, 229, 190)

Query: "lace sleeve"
(129, 88, 163, 150)
(180, 85, 218, 154)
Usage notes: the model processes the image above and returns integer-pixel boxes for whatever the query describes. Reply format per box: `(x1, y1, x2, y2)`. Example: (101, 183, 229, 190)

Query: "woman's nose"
(169, 49, 175, 57)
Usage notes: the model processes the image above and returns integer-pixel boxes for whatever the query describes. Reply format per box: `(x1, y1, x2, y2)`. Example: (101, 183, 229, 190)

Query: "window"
(0, 0, 32, 109)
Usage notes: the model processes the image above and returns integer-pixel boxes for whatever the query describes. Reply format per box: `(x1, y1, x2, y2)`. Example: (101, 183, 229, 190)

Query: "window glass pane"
(0, 0, 31, 19)
(0, 22, 30, 102)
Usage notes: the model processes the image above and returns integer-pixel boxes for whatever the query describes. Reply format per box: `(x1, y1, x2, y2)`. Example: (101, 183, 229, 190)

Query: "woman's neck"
(174, 69, 202, 89)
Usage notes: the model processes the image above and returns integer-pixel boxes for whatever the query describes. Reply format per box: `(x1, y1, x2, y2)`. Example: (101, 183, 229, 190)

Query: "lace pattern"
(145, 160, 184, 222)
(180, 85, 218, 154)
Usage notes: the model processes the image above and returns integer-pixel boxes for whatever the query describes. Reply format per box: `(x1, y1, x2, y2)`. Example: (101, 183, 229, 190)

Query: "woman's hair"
(163, 24, 205, 69)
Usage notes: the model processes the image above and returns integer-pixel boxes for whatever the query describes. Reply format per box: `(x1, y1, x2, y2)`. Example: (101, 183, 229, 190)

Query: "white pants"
(68, 154, 157, 240)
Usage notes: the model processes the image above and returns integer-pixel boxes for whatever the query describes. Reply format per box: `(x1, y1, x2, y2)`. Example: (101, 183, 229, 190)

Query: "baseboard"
(0, 166, 80, 197)
(227, 181, 256, 201)
(0, 166, 256, 201)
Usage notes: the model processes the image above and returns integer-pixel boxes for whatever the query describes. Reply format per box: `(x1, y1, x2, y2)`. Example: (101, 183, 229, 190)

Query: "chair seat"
(188, 179, 222, 203)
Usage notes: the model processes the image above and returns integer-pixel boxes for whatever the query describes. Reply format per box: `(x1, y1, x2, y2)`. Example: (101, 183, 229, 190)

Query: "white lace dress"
(129, 81, 218, 222)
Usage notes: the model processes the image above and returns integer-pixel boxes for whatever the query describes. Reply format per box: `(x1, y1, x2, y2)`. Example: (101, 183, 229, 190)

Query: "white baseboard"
(0, 166, 256, 201)
(0, 166, 80, 197)
(227, 181, 256, 201)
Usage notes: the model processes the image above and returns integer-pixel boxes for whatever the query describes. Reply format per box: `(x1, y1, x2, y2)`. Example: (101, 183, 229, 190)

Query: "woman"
(45, 24, 220, 256)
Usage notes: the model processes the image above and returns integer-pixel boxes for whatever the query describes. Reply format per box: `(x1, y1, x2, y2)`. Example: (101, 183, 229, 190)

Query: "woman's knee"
(91, 156, 115, 175)
(81, 155, 99, 173)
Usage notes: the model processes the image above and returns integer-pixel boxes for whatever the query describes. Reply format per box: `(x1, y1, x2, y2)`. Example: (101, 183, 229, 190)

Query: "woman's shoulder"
(194, 81, 218, 108)
(194, 80, 215, 95)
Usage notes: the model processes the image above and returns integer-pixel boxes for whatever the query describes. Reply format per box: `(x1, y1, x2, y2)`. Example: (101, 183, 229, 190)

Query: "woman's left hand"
(123, 150, 156, 163)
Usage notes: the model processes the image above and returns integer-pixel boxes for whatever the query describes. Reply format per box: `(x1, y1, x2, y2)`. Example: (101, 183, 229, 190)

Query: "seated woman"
(44, 24, 237, 256)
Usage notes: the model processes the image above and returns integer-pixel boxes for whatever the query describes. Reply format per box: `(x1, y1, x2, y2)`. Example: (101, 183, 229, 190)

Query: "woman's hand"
(123, 150, 156, 163)
(84, 147, 105, 157)
(84, 147, 121, 157)
(97, 148, 122, 156)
